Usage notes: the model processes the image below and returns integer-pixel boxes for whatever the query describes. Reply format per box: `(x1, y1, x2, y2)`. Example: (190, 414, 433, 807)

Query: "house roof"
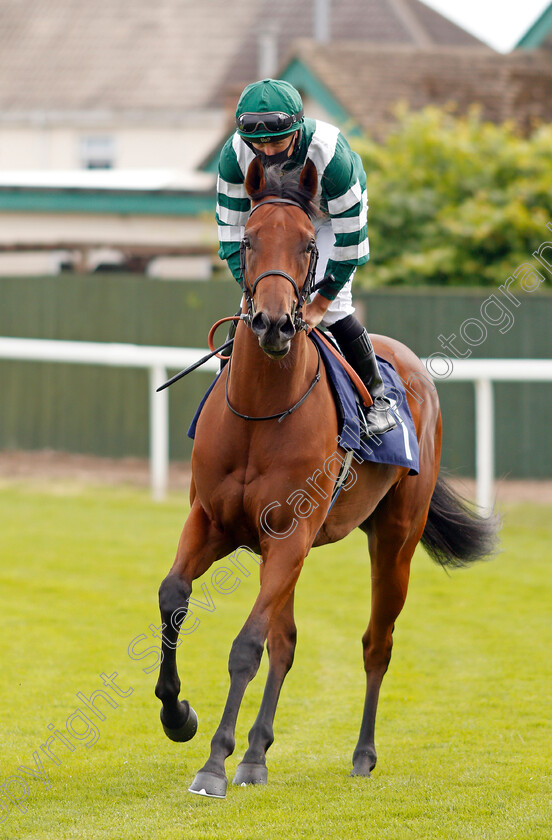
(0, 0, 487, 117)
(0, 0, 257, 115)
(516, 2, 552, 50)
(215, 0, 487, 106)
(279, 41, 552, 137)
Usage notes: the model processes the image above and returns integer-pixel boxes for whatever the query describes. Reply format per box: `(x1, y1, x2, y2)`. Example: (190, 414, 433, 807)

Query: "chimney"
(258, 23, 279, 79)
(314, 0, 330, 44)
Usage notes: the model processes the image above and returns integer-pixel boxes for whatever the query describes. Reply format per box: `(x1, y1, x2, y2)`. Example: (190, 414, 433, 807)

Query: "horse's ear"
(299, 158, 317, 199)
(245, 157, 266, 198)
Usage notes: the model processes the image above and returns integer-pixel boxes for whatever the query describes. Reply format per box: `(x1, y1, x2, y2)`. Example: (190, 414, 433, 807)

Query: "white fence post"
(149, 365, 168, 501)
(475, 378, 494, 513)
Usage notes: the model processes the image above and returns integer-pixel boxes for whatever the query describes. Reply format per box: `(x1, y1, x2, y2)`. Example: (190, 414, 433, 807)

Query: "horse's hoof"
(350, 754, 374, 777)
(232, 762, 268, 786)
(350, 766, 371, 777)
(188, 770, 228, 799)
(160, 703, 198, 742)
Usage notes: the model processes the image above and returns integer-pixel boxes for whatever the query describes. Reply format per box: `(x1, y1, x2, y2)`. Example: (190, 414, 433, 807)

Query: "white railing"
(0, 337, 218, 501)
(1, 337, 551, 507)
(441, 359, 552, 511)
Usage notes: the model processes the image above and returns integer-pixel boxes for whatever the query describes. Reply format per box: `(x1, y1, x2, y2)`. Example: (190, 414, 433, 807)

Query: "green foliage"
(354, 106, 552, 287)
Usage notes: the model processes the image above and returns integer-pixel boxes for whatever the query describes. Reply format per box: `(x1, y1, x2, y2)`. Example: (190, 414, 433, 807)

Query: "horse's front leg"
(155, 499, 232, 741)
(232, 590, 297, 786)
(188, 543, 304, 798)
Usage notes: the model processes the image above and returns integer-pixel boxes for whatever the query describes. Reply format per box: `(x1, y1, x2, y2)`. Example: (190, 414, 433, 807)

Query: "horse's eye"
(243, 237, 251, 249)
(306, 240, 315, 253)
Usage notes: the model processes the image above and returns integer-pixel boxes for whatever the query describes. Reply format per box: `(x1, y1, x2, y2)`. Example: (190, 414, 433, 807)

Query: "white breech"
(312, 219, 356, 328)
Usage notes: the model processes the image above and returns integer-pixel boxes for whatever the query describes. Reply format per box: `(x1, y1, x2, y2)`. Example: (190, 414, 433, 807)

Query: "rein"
(225, 341, 321, 423)
(157, 197, 329, 419)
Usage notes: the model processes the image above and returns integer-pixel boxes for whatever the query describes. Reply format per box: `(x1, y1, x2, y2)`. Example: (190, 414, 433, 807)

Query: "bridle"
(239, 198, 319, 333)
(226, 197, 321, 423)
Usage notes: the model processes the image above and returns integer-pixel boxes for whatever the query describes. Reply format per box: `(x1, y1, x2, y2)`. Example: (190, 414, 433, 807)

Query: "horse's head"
(242, 157, 318, 359)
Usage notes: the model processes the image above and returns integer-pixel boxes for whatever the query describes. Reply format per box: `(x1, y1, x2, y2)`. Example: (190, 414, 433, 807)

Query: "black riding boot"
(329, 316, 397, 436)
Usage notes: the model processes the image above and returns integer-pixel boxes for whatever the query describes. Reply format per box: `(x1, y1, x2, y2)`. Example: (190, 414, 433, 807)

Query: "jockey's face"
(250, 131, 298, 158)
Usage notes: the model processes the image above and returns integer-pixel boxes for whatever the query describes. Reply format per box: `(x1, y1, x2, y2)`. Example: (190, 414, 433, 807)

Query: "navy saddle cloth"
(188, 331, 419, 476)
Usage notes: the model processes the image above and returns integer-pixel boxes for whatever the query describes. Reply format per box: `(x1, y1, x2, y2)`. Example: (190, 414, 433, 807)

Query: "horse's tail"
(421, 473, 500, 568)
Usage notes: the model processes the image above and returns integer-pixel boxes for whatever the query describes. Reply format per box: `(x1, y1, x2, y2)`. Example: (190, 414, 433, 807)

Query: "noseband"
(239, 198, 319, 332)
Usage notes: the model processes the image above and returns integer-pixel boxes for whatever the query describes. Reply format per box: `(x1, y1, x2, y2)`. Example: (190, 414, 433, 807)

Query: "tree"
(355, 106, 552, 287)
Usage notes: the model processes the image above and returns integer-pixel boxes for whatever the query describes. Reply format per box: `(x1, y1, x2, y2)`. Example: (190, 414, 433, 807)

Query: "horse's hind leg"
(353, 486, 431, 777)
(233, 590, 297, 785)
(155, 500, 232, 741)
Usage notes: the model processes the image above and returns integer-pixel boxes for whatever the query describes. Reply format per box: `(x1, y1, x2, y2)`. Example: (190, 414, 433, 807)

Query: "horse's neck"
(227, 326, 314, 415)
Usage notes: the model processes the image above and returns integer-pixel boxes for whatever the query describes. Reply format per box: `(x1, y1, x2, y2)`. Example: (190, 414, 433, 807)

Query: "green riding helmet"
(235, 78, 304, 140)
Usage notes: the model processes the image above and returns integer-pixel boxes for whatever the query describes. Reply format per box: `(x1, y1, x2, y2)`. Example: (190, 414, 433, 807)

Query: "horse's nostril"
(251, 311, 295, 348)
(251, 312, 270, 336)
(277, 314, 296, 340)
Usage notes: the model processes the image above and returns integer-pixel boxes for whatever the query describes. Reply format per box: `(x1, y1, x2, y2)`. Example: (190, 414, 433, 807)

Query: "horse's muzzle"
(251, 311, 296, 357)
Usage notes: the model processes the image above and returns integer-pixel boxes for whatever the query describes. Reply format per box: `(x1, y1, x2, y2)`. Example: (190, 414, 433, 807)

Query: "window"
(79, 135, 116, 169)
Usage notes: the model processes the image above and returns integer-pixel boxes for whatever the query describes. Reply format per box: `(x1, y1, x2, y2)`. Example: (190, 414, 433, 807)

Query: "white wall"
(0, 115, 227, 171)
(0, 211, 216, 248)
(0, 210, 219, 276)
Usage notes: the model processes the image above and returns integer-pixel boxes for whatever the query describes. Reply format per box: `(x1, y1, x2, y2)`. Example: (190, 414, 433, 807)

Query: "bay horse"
(155, 157, 498, 798)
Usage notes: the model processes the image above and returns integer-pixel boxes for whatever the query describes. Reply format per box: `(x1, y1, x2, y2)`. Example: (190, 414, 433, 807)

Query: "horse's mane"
(249, 163, 320, 220)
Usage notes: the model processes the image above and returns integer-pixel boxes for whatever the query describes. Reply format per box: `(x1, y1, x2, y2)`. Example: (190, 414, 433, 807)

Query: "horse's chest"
(197, 457, 295, 534)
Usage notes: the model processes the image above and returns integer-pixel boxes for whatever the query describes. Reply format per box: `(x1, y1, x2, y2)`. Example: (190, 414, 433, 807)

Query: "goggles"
(236, 109, 304, 135)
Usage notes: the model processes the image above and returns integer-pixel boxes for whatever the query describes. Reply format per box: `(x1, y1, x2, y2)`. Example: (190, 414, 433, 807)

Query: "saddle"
(311, 328, 372, 408)
(308, 331, 420, 475)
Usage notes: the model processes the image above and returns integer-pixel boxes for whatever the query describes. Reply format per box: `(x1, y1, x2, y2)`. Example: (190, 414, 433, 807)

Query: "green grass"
(0, 480, 550, 839)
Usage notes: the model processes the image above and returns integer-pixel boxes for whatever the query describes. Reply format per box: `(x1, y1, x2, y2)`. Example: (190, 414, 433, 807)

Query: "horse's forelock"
(249, 164, 319, 220)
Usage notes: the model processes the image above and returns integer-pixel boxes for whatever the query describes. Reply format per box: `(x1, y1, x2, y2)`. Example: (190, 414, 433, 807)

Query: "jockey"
(217, 78, 396, 435)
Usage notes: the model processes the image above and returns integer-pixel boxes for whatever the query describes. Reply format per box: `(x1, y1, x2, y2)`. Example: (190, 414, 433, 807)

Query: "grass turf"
(0, 480, 550, 839)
